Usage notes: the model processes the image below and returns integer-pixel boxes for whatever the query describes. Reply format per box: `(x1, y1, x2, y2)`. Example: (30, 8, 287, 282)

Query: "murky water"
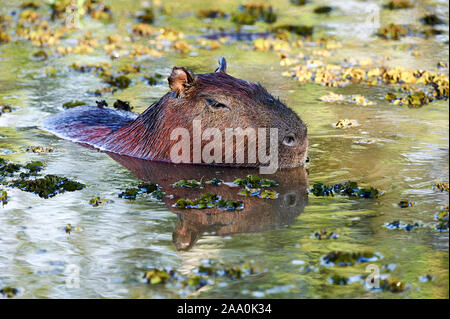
(0, 0, 448, 298)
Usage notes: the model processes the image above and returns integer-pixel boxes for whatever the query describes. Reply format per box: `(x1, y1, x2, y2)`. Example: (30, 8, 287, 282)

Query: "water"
(0, 0, 448, 298)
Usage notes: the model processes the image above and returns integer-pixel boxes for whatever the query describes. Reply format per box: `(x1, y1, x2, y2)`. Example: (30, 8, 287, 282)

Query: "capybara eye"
(205, 98, 230, 111)
(267, 97, 274, 103)
(283, 135, 296, 146)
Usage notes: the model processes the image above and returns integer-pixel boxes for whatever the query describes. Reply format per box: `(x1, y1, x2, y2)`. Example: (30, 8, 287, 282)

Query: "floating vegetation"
(274, 25, 314, 37)
(0, 189, 7, 206)
(314, 6, 333, 15)
(310, 181, 380, 198)
(144, 261, 263, 291)
(197, 9, 226, 19)
(175, 192, 244, 211)
(379, 278, 406, 293)
(385, 220, 422, 231)
(233, 175, 278, 188)
(118, 182, 159, 200)
(89, 197, 108, 207)
(10, 175, 85, 199)
(25, 146, 53, 154)
(231, 2, 277, 25)
(113, 100, 133, 112)
(419, 274, 435, 283)
(322, 251, 380, 267)
(383, 0, 413, 10)
(24, 161, 45, 174)
(0, 103, 13, 116)
(0, 287, 18, 298)
(420, 14, 445, 26)
(333, 119, 357, 129)
(377, 24, 409, 40)
(433, 182, 449, 192)
(313, 229, 339, 240)
(62, 101, 86, 109)
(205, 178, 223, 186)
(136, 9, 155, 24)
(351, 95, 374, 106)
(436, 206, 449, 232)
(31, 50, 48, 61)
(143, 73, 163, 86)
(65, 223, 82, 234)
(289, 0, 309, 5)
(172, 179, 203, 189)
(398, 200, 414, 208)
(103, 75, 131, 89)
(329, 274, 349, 285)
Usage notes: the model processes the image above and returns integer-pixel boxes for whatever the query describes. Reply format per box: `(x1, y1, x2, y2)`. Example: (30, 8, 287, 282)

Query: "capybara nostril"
(283, 135, 296, 147)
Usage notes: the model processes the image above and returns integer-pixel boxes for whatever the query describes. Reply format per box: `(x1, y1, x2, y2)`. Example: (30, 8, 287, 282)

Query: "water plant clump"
(379, 278, 407, 293)
(231, 3, 277, 25)
(205, 178, 223, 186)
(118, 182, 159, 199)
(433, 182, 449, 192)
(113, 99, 133, 111)
(309, 181, 380, 198)
(0, 159, 22, 177)
(322, 251, 380, 267)
(62, 101, 86, 109)
(172, 179, 203, 189)
(398, 200, 414, 208)
(314, 6, 333, 14)
(197, 9, 226, 19)
(233, 175, 278, 188)
(0, 189, 7, 205)
(0, 103, 13, 116)
(385, 220, 422, 231)
(329, 274, 349, 285)
(435, 206, 449, 232)
(175, 192, 243, 211)
(313, 229, 339, 240)
(25, 146, 53, 153)
(89, 197, 108, 207)
(383, 0, 413, 10)
(136, 8, 155, 24)
(143, 73, 163, 86)
(377, 24, 409, 40)
(420, 14, 445, 26)
(0, 287, 18, 298)
(10, 174, 85, 198)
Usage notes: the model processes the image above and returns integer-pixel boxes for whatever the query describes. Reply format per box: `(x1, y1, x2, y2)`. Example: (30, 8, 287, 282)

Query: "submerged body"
(44, 58, 308, 169)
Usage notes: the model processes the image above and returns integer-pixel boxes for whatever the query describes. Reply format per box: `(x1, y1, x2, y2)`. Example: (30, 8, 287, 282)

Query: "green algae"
(233, 175, 278, 188)
(104, 75, 131, 89)
(205, 178, 223, 186)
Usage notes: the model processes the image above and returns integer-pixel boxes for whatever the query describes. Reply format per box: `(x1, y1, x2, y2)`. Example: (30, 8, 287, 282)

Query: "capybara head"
(106, 57, 308, 171)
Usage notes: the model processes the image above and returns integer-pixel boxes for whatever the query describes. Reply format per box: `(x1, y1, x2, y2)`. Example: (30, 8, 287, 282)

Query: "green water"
(0, 0, 448, 298)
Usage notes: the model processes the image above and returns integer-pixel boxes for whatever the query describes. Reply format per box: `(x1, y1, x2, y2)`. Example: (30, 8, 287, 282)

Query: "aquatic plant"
(313, 229, 339, 240)
(0, 287, 18, 298)
(0, 103, 13, 116)
(26, 146, 53, 153)
(379, 278, 406, 293)
(310, 181, 380, 198)
(233, 175, 278, 188)
(334, 119, 357, 129)
(172, 179, 203, 189)
(205, 178, 223, 186)
(62, 101, 86, 109)
(197, 9, 226, 19)
(231, 3, 277, 25)
(113, 100, 133, 111)
(398, 200, 414, 208)
(175, 192, 243, 211)
(377, 24, 409, 40)
(0, 189, 7, 205)
(89, 197, 108, 207)
(420, 14, 445, 26)
(434, 182, 449, 192)
(314, 6, 333, 14)
(10, 175, 85, 198)
(385, 220, 422, 231)
(322, 251, 380, 267)
(383, 0, 413, 10)
(119, 182, 159, 200)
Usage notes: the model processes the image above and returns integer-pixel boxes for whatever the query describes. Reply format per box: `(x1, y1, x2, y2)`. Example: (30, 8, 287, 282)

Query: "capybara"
(43, 57, 308, 170)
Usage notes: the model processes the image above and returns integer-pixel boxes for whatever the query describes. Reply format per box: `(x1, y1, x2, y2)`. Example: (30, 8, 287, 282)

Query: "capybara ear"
(215, 56, 227, 73)
(168, 66, 196, 97)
